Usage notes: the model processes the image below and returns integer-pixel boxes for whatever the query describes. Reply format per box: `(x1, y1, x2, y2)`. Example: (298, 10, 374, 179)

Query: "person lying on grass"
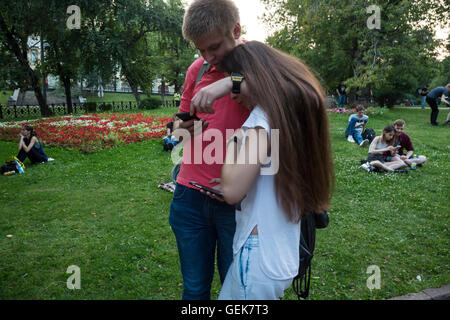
(366, 125, 407, 172)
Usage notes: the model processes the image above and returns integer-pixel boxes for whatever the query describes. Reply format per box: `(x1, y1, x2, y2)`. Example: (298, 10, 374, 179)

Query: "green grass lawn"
(0, 107, 448, 300)
(0, 90, 13, 105)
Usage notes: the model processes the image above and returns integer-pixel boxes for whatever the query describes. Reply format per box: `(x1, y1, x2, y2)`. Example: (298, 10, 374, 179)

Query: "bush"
(84, 102, 97, 113)
(140, 96, 162, 110)
(99, 103, 113, 112)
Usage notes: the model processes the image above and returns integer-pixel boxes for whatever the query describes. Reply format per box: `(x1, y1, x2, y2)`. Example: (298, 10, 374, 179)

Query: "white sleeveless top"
(232, 106, 301, 280)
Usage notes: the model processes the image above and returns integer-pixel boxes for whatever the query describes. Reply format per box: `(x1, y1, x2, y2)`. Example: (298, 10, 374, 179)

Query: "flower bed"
(327, 106, 385, 116)
(0, 113, 171, 153)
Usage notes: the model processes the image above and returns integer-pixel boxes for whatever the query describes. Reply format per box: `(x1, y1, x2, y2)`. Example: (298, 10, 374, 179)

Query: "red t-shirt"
(176, 57, 250, 189)
(397, 132, 414, 156)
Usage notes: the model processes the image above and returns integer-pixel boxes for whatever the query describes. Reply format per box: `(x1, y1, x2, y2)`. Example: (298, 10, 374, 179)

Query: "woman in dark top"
(17, 125, 48, 164)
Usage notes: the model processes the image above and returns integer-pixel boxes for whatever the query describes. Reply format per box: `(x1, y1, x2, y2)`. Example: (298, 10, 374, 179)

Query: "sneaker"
(347, 135, 355, 143)
(431, 122, 438, 126)
(394, 168, 408, 173)
(359, 139, 369, 147)
(359, 163, 371, 172)
(410, 163, 417, 170)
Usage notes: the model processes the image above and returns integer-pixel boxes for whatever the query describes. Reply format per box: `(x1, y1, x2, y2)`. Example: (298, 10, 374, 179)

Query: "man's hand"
(173, 118, 208, 139)
(190, 77, 232, 115)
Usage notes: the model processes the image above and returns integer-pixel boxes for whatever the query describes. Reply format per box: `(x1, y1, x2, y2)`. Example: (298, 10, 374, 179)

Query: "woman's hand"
(190, 77, 232, 115)
(199, 178, 225, 202)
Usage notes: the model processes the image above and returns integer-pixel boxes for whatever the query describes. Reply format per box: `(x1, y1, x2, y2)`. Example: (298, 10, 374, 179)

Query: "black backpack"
(292, 211, 329, 299)
(1, 161, 17, 174)
(362, 128, 376, 144)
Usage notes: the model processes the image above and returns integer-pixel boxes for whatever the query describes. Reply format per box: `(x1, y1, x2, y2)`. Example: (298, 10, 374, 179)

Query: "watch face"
(231, 73, 244, 82)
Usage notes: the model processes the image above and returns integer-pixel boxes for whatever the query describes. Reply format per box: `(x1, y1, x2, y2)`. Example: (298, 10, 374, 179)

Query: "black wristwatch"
(231, 73, 245, 94)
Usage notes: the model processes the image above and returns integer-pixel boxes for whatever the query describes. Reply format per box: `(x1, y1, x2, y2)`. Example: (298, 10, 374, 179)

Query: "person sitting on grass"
(392, 119, 427, 169)
(345, 105, 369, 147)
(363, 125, 407, 172)
(162, 117, 179, 151)
(17, 125, 51, 164)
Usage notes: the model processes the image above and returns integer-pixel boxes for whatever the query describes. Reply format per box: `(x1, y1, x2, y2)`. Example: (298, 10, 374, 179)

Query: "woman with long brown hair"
(17, 125, 50, 164)
(189, 41, 334, 299)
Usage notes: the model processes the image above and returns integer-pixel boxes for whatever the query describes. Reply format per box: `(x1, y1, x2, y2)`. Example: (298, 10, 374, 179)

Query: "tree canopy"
(261, 0, 449, 106)
(0, 0, 195, 112)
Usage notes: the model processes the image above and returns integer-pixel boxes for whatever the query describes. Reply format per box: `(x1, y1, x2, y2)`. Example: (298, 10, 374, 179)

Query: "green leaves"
(262, 0, 449, 103)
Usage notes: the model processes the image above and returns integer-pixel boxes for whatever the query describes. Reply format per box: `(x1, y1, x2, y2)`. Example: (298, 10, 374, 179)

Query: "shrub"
(99, 103, 113, 112)
(140, 96, 162, 110)
(84, 102, 97, 113)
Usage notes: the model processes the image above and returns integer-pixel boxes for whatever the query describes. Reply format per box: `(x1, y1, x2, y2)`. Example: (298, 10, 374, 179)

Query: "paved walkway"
(390, 284, 450, 300)
(397, 106, 450, 110)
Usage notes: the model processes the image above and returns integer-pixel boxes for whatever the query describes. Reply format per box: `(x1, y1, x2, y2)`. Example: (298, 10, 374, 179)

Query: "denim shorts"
(218, 235, 293, 300)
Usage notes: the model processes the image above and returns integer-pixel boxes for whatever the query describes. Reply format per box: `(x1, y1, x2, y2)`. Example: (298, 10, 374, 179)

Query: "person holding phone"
(392, 119, 427, 168)
(189, 41, 334, 299)
(168, 0, 251, 300)
(345, 105, 369, 147)
(364, 125, 407, 172)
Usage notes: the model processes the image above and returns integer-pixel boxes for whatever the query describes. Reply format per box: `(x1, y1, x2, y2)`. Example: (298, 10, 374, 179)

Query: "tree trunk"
(62, 75, 73, 114)
(161, 78, 166, 104)
(0, 13, 52, 116)
(120, 59, 140, 106)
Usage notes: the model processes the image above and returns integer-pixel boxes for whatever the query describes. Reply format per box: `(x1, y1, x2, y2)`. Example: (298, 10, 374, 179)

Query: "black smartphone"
(176, 112, 200, 121)
(189, 181, 223, 198)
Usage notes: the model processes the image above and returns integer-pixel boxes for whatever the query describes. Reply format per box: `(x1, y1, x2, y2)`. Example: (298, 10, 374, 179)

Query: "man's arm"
(173, 62, 209, 137)
(441, 95, 450, 105)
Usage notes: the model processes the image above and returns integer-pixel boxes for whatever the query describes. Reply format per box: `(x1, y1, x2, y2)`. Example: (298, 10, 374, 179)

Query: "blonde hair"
(182, 0, 240, 41)
(393, 119, 405, 127)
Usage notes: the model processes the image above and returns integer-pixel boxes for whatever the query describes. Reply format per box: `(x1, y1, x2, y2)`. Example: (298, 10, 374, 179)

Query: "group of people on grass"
(9, 0, 441, 301)
(345, 110, 427, 172)
(363, 119, 427, 173)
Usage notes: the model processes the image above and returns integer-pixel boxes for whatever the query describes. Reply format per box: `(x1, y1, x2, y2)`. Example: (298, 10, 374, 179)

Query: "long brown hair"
(381, 125, 395, 146)
(221, 41, 334, 222)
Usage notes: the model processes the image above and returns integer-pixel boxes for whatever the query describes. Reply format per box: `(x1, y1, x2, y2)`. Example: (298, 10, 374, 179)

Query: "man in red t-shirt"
(393, 119, 427, 167)
(168, 0, 250, 300)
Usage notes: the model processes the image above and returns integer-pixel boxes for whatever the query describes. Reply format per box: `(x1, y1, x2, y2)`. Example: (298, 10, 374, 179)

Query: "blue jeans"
(338, 94, 346, 107)
(421, 96, 426, 108)
(345, 118, 364, 144)
(352, 130, 364, 145)
(169, 183, 236, 300)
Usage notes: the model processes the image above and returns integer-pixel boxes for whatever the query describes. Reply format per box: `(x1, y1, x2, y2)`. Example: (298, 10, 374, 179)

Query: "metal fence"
(0, 99, 178, 120)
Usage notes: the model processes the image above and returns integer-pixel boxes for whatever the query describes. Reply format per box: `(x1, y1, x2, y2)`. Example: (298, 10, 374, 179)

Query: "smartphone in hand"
(189, 181, 223, 198)
(176, 112, 200, 121)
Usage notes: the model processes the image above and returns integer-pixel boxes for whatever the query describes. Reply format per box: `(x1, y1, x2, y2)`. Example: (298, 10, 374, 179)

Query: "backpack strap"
(195, 61, 210, 87)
